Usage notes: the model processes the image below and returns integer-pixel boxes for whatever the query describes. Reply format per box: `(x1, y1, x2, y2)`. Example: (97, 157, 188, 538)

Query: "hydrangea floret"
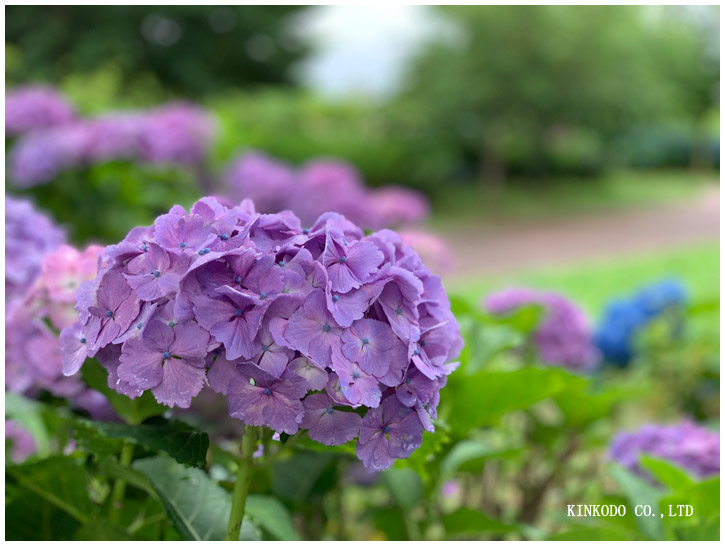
(62, 196, 463, 471)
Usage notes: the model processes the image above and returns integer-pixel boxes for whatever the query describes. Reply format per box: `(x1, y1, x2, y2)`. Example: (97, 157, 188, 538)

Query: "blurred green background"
(5, 5, 720, 541)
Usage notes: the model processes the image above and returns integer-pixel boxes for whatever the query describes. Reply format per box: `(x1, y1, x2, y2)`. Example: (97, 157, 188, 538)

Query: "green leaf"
(447, 367, 585, 433)
(81, 358, 166, 424)
(68, 416, 209, 467)
(271, 451, 336, 503)
(6, 456, 93, 524)
(668, 519, 720, 541)
(94, 457, 158, 498)
(640, 456, 695, 491)
(5, 488, 81, 540)
(134, 455, 258, 541)
(246, 494, 300, 540)
(486, 303, 544, 334)
(554, 383, 633, 428)
(441, 438, 522, 475)
(382, 467, 423, 510)
(5, 392, 52, 456)
(661, 476, 719, 521)
(73, 519, 134, 540)
(549, 525, 637, 540)
(609, 464, 663, 540)
(443, 507, 518, 538)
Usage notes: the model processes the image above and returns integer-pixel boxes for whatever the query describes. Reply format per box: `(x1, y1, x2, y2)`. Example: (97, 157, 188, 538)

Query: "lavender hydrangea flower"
(224, 151, 296, 213)
(356, 395, 425, 471)
(484, 288, 599, 372)
(610, 421, 720, 480)
(5, 85, 75, 136)
(8, 124, 93, 187)
(62, 197, 463, 470)
(5, 196, 65, 305)
(118, 320, 209, 408)
(222, 153, 432, 231)
(138, 102, 215, 165)
(368, 186, 430, 229)
(8, 102, 215, 187)
(6, 239, 113, 420)
(399, 230, 453, 275)
(301, 393, 362, 446)
(5, 420, 37, 463)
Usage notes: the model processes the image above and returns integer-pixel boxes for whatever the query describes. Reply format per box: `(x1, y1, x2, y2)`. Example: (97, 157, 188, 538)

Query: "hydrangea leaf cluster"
(62, 197, 463, 470)
(595, 279, 687, 367)
(8, 101, 214, 187)
(225, 151, 430, 231)
(484, 288, 599, 372)
(5, 211, 114, 421)
(5, 85, 75, 137)
(609, 421, 719, 480)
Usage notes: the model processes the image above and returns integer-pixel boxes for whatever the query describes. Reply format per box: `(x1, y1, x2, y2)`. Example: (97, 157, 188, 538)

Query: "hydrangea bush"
(61, 196, 463, 471)
(610, 421, 719, 479)
(5, 196, 66, 306)
(224, 151, 430, 230)
(483, 288, 599, 371)
(5, 196, 114, 419)
(5, 85, 75, 136)
(9, 102, 214, 187)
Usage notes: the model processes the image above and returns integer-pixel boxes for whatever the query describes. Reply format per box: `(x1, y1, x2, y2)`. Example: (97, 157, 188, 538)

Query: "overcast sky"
(292, 5, 446, 100)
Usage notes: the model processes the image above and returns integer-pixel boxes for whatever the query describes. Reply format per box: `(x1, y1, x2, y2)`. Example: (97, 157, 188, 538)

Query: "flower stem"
(225, 426, 257, 541)
(109, 443, 135, 524)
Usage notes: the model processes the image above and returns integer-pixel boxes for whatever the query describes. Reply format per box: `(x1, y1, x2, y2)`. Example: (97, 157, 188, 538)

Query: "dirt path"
(441, 185, 720, 281)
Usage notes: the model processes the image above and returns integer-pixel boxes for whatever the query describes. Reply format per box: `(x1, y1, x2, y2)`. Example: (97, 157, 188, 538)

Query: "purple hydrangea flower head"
(399, 229, 453, 275)
(294, 159, 375, 226)
(8, 102, 215, 187)
(84, 113, 146, 161)
(225, 151, 297, 213)
(8, 124, 92, 187)
(222, 151, 435, 232)
(368, 186, 431, 229)
(484, 288, 599, 372)
(138, 102, 215, 165)
(6, 238, 113, 418)
(62, 197, 463, 470)
(36, 244, 104, 329)
(5, 420, 37, 463)
(610, 421, 720, 480)
(5, 196, 66, 307)
(5, 85, 75, 136)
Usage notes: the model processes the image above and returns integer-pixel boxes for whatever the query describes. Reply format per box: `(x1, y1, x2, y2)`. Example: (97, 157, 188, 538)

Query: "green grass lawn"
(446, 242, 720, 317)
(430, 169, 716, 229)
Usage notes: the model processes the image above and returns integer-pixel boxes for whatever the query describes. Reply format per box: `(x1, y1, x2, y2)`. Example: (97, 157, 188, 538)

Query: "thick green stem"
(225, 427, 257, 541)
(109, 443, 135, 524)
